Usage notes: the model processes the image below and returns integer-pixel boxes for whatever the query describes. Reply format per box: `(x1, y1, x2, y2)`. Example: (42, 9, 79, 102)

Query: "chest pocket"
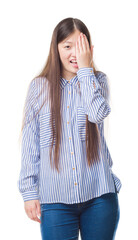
(39, 112, 56, 148)
(77, 107, 87, 141)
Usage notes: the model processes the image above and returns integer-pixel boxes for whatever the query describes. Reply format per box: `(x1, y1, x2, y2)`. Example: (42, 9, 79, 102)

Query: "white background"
(0, 0, 137, 239)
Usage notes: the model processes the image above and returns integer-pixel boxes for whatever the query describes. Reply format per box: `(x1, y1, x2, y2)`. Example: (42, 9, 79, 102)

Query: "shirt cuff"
(77, 67, 94, 77)
(22, 190, 39, 202)
(77, 67, 101, 91)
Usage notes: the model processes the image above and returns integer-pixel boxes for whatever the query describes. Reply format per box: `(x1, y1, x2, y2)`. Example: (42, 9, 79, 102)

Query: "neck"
(61, 70, 77, 81)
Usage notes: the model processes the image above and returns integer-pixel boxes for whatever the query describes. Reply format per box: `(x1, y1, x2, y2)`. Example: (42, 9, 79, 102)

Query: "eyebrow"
(63, 40, 72, 44)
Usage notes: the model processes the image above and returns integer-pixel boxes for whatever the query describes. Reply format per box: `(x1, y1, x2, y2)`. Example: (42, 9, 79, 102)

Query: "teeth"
(71, 60, 77, 63)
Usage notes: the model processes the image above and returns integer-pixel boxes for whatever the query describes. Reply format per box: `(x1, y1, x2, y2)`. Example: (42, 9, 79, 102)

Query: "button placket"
(66, 85, 79, 195)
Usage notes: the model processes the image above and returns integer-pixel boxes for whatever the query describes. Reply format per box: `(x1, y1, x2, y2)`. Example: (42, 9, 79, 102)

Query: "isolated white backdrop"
(0, 0, 137, 239)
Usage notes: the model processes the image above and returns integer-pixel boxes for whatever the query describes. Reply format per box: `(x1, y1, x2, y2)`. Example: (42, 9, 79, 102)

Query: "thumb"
(90, 45, 94, 68)
(36, 201, 41, 217)
(91, 45, 94, 52)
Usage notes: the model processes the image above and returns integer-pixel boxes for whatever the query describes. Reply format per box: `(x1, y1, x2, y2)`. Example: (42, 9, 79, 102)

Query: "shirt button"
(74, 182, 77, 185)
(73, 167, 75, 170)
(67, 121, 69, 124)
(69, 91, 71, 94)
(69, 137, 71, 140)
(90, 70, 93, 73)
(71, 152, 73, 155)
(67, 106, 69, 108)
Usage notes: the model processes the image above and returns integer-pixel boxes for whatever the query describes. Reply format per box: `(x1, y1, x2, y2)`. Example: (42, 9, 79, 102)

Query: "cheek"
(60, 50, 70, 62)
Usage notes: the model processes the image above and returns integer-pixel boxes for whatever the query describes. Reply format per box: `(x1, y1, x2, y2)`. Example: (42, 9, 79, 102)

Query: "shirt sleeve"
(17, 79, 40, 202)
(77, 67, 111, 123)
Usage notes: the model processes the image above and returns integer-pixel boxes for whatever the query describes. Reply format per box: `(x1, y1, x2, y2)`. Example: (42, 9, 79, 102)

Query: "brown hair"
(20, 17, 103, 173)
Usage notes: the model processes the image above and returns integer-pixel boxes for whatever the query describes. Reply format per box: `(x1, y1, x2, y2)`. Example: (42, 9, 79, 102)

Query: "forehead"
(61, 29, 81, 44)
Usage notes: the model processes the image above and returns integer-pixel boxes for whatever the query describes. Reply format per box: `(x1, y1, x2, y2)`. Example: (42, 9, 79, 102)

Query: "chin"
(70, 67, 78, 72)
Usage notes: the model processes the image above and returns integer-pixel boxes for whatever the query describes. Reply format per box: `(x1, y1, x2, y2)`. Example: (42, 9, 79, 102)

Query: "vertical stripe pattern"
(17, 67, 122, 203)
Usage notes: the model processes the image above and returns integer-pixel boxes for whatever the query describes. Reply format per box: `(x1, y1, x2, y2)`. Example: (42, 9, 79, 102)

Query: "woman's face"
(58, 29, 81, 80)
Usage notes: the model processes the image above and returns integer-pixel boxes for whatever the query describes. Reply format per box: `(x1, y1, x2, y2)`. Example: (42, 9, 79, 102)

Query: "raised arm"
(77, 67, 111, 123)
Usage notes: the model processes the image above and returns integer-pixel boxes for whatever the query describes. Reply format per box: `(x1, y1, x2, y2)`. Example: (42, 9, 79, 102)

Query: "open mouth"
(70, 60, 78, 68)
(70, 60, 77, 64)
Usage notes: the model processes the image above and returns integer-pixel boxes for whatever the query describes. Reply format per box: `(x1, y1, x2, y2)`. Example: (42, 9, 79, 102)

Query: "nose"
(71, 46, 76, 58)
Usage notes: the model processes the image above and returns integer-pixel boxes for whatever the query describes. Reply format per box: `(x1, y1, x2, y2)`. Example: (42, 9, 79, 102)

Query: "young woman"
(17, 17, 122, 239)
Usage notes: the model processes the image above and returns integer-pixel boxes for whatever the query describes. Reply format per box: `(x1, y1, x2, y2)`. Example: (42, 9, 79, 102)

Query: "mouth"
(70, 60, 78, 68)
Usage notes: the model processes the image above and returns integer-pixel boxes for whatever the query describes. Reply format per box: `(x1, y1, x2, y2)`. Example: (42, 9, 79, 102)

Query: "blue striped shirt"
(17, 67, 122, 203)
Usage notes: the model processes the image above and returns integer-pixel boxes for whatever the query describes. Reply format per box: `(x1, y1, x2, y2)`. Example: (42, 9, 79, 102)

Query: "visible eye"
(65, 46, 70, 49)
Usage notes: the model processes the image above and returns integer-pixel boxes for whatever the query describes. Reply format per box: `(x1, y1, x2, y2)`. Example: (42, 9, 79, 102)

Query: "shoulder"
(31, 76, 50, 95)
(30, 77, 50, 110)
(32, 76, 48, 88)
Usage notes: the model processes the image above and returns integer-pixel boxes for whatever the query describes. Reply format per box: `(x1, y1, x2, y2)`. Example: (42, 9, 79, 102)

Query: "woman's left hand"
(76, 32, 94, 69)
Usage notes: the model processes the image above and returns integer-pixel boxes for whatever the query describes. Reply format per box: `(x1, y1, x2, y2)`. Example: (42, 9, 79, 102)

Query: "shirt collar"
(60, 74, 78, 89)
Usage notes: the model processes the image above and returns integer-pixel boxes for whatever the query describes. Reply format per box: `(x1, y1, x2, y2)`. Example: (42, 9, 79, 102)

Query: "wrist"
(78, 65, 91, 69)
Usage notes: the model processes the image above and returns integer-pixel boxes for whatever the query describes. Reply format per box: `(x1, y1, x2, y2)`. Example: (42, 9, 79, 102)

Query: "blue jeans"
(40, 192, 120, 240)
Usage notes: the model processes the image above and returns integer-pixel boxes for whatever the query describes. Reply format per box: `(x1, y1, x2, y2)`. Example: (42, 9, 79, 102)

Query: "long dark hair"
(20, 17, 103, 173)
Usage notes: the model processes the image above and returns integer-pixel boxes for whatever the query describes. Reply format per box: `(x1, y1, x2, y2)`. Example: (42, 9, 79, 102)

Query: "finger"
(84, 34, 91, 52)
(31, 208, 41, 223)
(36, 201, 41, 218)
(90, 45, 93, 61)
(91, 45, 94, 58)
(27, 210, 33, 220)
(81, 34, 87, 52)
(78, 34, 82, 53)
(76, 40, 79, 56)
(91, 44, 94, 50)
